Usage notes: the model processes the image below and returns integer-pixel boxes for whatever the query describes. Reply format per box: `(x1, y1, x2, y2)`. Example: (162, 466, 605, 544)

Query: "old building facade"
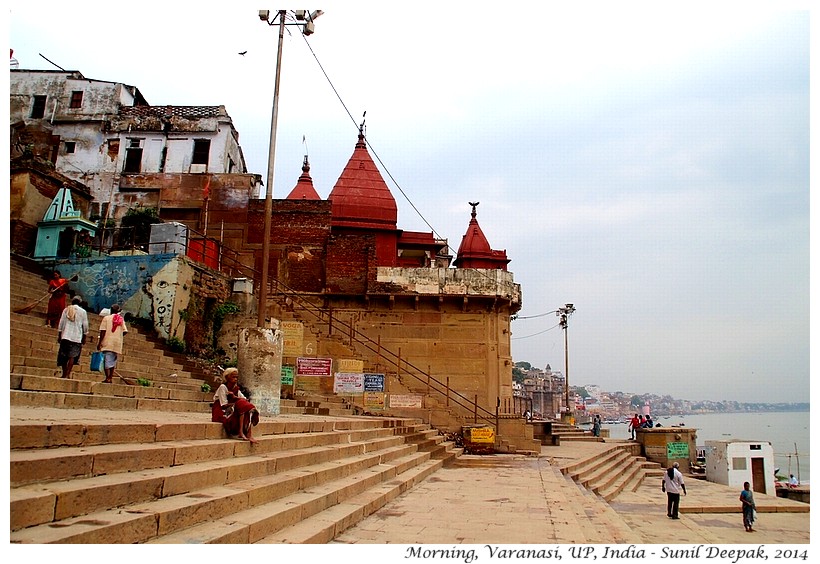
(9, 70, 533, 448)
(9, 69, 257, 226)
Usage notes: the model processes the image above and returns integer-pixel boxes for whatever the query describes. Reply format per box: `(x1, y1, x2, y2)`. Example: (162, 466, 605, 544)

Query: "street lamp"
(256, 9, 323, 328)
(557, 303, 576, 420)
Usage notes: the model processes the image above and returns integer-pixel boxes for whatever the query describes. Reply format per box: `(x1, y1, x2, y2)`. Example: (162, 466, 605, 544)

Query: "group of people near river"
(627, 413, 656, 439)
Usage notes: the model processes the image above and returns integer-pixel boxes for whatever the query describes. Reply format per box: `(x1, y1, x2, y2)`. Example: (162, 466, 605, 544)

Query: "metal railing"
(269, 278, 506, 431)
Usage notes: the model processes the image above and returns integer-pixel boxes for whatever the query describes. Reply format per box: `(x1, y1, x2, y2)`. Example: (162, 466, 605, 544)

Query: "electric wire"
(511, 322, 562, 340)
(299, 30, 527, 298)
(299, 32, 443, 240)
(297, 26, 551, 378)
(513, 310, 558, 320)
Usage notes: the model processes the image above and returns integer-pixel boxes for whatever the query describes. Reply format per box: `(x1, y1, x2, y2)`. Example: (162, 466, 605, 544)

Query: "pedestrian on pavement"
(740, 481, 756, 532)
(661, 461, 686, 519)
(56, 296, 88, 378)
(97, 304, 128, 383)
(592, 414, 601, 437)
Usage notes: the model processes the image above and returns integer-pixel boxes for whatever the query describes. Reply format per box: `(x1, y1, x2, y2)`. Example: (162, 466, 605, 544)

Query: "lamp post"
(557, 303, 576, 422)
(257, 9, 323, 327)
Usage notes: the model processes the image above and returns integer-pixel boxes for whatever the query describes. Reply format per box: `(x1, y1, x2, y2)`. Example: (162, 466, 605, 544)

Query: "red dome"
(285, 156, 321, 200)
(328, 132, 397, 230)
(453, 203, 509, 270)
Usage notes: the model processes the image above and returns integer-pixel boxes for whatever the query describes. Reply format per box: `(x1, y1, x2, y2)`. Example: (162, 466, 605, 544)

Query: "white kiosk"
(703, 439, 776, 495)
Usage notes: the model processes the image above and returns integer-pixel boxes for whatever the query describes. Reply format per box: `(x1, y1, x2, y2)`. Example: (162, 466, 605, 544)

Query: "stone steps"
(539, 422, 603, 445)
(561, 443, 662, 501)
(9, 258, 355, 417)
(9, 255, 464, 543)
(10, 414, 461, 543)
(559, 468, 643, 543)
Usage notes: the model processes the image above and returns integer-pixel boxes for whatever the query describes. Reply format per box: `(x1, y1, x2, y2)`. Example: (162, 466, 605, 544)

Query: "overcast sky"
(7, 1, 812, 404)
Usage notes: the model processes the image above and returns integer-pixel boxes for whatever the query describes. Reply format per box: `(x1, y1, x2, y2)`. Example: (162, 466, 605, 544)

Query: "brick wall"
(326, 233, 375, 294)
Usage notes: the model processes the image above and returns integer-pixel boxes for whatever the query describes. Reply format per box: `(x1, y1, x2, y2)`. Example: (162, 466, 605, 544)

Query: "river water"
(601, 411, 810, 484)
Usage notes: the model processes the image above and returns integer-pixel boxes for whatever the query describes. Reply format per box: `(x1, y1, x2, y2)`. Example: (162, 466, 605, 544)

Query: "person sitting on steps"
(212, 367, 260, 443)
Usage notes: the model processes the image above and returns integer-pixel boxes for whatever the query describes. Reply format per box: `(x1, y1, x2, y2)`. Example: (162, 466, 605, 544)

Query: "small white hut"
(703, 439, 776, 495)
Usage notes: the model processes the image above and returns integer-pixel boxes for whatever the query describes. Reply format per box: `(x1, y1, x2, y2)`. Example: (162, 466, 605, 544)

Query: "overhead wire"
(513, 310, 558, 320)
(299, 30, 526, 295)
(293, 24, 569, 396)
(299, 32, 442, 240)
(511, 322, 562, 340)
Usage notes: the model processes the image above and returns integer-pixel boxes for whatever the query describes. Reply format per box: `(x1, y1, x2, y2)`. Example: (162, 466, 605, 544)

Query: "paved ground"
(333, 442, 810, 546)
(10, 408, 811, 548)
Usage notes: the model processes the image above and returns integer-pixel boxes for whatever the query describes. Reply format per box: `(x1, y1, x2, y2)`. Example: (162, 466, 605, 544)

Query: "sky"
(6, 1, 813, 404)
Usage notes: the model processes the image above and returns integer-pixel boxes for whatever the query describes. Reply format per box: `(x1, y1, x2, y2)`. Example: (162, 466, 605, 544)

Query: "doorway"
(751, 457, 766, 494)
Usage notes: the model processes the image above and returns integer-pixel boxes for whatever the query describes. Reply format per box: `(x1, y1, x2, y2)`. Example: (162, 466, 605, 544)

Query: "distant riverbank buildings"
(9, 69, 539, 450)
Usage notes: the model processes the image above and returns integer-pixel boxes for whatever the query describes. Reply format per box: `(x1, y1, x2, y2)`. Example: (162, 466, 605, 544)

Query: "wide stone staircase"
(9, 255, 463, 544)
(559, 442, 665, 501)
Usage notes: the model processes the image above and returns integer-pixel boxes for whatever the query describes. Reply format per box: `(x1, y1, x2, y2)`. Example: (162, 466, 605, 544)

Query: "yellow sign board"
(281, 321, 304, 357)
(467, 427, 495, 444)
(338, 358, 364, 373)
(364, 392, 385, 409)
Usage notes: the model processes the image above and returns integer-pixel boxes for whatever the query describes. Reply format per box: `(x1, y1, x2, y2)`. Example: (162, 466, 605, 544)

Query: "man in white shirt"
(661, 461, 687, 519)
(57, 296, 89, 378)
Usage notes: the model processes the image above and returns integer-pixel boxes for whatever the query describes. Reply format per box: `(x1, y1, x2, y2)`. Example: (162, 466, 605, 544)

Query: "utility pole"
(557, 303, 576, 423)
(257, 9, 323, 327)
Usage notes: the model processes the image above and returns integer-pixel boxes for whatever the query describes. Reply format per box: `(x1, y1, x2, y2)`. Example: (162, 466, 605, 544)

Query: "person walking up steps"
(97, 304, 128, 383)
(662, 462, 687, 519)
(46, 270, 69, 328)
(56, 296, 88, 378)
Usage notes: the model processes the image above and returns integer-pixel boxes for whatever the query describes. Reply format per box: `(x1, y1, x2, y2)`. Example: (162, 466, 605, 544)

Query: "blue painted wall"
(52, 254, 176, 316)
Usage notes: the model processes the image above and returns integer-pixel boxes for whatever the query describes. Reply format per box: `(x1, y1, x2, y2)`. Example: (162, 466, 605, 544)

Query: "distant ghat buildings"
(9, 69, 539, 450)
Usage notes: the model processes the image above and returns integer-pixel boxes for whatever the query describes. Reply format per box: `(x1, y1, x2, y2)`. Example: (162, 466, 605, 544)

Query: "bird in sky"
(238, 51, 247, 56)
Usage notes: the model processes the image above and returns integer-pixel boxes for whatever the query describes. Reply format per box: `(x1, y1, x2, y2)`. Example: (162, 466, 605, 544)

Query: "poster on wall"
(363, 373, 385, 392)
(667, 442, 690, 459)
(296, 357, 332, 376)
(333, 372, 364, 393)
(296, 357, 333, 394)
(281, 321, 304, 357)
(389, 394, 423, 408)
(364, 392, 385, 409)
(337, 358, 363, 373)
(280, 365, 294, 386)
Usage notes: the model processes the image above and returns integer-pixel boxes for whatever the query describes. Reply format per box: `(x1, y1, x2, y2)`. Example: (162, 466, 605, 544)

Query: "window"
(732, 458, 747, 471)
(69, 91, 83, 109)
(65, 142, 76, 154)
(123, 138, 144, 173)
(31, 95, 47, 118)
(192, 139, 210, 165)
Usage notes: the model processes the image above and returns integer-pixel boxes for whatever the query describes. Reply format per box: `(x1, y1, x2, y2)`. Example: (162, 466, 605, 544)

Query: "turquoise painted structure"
(34, 188, 97, 259)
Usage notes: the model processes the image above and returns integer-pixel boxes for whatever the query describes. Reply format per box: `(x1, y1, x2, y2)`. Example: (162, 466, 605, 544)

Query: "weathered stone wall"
(304, 294, 514, 419)
(637, 427, 698, 473)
